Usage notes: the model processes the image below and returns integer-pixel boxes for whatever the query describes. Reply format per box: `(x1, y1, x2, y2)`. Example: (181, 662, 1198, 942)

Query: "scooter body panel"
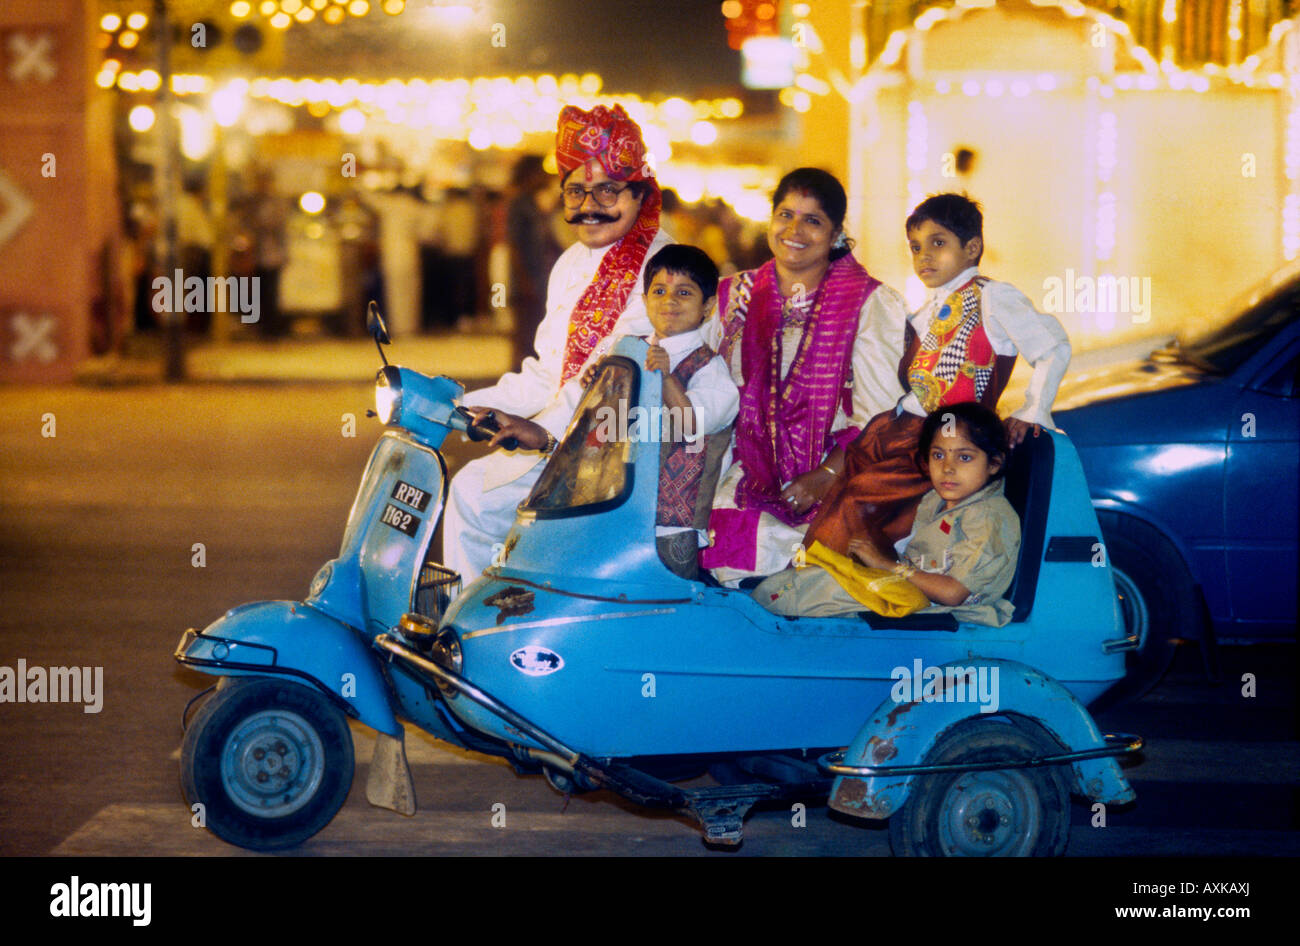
(308, 430, 448, 636)
(827, 658, 1136, 820)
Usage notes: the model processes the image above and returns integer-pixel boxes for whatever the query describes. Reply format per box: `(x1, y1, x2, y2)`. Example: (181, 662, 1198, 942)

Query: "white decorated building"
(791, 0, 1300, 350)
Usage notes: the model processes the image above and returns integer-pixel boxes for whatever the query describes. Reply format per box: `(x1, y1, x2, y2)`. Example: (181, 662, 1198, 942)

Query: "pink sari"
(700, 255, 879, 572)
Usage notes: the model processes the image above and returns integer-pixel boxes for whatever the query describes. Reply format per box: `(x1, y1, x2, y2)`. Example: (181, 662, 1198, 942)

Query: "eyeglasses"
(561, 182, 628, 209)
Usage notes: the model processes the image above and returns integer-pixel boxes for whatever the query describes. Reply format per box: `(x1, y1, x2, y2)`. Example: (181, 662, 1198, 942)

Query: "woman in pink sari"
(700, 169, 910, 584)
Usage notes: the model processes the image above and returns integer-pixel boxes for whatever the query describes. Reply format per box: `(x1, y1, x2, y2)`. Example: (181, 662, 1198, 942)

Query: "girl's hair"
(917, 402, 1009, 479)
(772, 167, 854, 261)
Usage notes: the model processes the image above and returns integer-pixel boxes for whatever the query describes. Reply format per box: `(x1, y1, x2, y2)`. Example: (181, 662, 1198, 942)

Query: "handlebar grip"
(456, 407, 519, 451)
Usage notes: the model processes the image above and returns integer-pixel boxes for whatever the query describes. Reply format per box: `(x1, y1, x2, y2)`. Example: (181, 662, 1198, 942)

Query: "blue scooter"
(176, 304, 1141, 855)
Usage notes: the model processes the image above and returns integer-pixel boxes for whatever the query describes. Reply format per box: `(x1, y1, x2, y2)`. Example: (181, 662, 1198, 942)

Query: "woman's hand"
(1004, 416, 1040, 447)
(779, 466, 838, 516)
(847, 537, 895, 570)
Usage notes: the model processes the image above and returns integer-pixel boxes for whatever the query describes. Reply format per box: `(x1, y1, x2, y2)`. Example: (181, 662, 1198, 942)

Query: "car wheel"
(181, 677, 355, 851)
(889, 716, 1070, 857)
(1095, 512, 1196, 706)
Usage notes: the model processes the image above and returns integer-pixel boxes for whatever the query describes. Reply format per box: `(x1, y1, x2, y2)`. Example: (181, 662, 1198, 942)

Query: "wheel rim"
(937, 769, 1042, 856)
(1112, 566, 1150, 651)
(220, 709, 326, 818)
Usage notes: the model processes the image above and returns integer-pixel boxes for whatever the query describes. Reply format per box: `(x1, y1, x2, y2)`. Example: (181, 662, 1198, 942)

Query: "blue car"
(1055, 264, 1300, 699)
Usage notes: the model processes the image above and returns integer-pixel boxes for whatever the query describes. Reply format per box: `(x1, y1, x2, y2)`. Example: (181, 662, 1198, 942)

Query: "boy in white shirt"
(806, 192, 1071, 555)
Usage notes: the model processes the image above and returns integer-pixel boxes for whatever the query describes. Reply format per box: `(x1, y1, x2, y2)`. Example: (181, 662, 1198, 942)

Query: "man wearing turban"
(443, 104, 673, 580)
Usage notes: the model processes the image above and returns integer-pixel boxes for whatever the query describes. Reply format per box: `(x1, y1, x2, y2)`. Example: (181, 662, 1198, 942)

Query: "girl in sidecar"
(755, 403, 1020, 624)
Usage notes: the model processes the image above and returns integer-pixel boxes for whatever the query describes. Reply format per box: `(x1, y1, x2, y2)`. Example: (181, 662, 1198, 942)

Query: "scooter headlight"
(375, 366, 402, 425)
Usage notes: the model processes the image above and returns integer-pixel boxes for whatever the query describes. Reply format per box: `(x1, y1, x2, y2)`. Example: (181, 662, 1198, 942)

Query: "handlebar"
(454, 406, 519, 451)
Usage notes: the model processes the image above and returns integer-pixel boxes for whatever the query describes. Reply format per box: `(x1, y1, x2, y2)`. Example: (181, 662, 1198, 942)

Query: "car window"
(522, 358, 638, 518)
(1182, 285, 1299, 374)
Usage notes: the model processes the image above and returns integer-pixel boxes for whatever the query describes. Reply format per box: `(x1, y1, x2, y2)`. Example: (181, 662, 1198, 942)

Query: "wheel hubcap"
(938, 771, 1041, 856)
(220, 709, 325, 818)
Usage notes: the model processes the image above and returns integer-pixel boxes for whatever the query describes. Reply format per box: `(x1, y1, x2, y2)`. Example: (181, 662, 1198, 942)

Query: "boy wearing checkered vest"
(805, 193, 1071, 556)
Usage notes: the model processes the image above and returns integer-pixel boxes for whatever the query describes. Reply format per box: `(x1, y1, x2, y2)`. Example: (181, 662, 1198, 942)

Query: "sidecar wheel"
(181, 677, 355, 851)
(888, 717, 1069, 858)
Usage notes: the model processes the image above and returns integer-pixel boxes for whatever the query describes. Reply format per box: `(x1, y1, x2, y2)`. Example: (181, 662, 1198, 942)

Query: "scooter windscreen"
(523, 356, 640, 518)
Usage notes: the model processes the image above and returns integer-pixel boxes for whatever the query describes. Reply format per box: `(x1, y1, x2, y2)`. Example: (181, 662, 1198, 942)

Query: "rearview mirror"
(366, 300, 391, 345)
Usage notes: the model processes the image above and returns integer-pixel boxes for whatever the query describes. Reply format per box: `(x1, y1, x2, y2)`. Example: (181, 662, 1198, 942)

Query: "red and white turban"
(555, 104, 655, 183)
(552, 104, 663, 385)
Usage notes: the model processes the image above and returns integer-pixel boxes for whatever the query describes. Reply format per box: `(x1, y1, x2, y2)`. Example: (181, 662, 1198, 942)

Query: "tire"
(888, 716, 1070, 857)
(181, 676, 355, 851)
(1094, 512, 1197, 706)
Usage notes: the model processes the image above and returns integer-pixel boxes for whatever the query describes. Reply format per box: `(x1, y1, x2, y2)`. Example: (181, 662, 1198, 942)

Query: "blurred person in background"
(505, 154, 563, 362)
(440, 186, 482, 330)
(362, 181, 438, 337)
(660, 188, 698, 247)
(246, 168, 290, 337)
(176, 176, 214, 333)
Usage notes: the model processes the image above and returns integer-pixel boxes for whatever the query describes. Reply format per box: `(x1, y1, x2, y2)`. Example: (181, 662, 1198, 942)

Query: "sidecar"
(378, 335, 1141, 856)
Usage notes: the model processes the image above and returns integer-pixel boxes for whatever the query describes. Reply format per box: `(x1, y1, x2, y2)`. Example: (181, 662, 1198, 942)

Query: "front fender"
(174, 600, 401, 737)
(828, 658, 1136, 819)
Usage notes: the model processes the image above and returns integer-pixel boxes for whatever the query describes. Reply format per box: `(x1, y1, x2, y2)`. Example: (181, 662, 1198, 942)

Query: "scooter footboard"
(175, 600, 402, 737)
(823, 658, 1139, 820)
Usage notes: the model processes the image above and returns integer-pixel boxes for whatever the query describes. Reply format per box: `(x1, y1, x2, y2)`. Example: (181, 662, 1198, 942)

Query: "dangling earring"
(832, 230, 848, 251)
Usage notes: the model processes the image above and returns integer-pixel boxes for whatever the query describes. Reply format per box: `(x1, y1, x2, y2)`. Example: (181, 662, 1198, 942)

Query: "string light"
(128, 105, 155, 132)
(842, 0, 1290, 99)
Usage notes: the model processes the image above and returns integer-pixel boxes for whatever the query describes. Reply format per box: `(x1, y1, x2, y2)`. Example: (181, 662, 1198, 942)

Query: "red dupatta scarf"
(558, 186, 661, 384)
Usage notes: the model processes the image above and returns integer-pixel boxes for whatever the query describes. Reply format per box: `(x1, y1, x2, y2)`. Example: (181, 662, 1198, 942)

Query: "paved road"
(1, 383, 1296, 859)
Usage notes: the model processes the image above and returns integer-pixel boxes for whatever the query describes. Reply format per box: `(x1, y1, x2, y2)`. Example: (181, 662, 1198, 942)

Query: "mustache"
(565, 211, 619, 225)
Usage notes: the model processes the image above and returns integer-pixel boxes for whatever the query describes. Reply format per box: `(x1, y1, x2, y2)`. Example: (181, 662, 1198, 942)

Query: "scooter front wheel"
(181, 677, 355, 851)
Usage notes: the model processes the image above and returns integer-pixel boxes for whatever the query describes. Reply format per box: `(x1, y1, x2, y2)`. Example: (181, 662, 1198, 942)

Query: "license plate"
(380, 502, 421, 537)
(391, 479, 431, 511)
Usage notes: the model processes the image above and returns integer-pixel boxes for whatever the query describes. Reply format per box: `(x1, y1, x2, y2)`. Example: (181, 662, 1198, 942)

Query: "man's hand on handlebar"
(465, 407, 550, 452)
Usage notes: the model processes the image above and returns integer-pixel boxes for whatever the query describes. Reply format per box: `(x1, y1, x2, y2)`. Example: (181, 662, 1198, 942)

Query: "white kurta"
(899, 266, 1071, 427)
(442, 228, 673, 581)
(703, 277, 911, 584)
(646, 327, 740, 541)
